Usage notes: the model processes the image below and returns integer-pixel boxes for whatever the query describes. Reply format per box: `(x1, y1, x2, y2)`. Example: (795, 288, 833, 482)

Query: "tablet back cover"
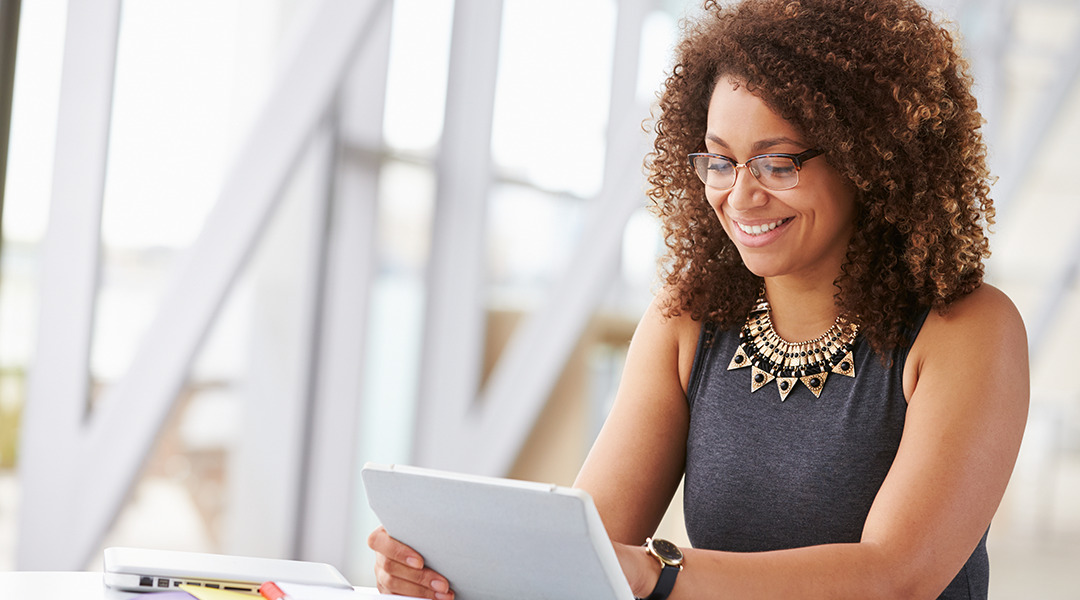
(361, 463, 633, 600)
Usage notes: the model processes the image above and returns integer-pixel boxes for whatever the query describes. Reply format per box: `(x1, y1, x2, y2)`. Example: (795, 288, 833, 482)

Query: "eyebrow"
(705, 134, 806, 153)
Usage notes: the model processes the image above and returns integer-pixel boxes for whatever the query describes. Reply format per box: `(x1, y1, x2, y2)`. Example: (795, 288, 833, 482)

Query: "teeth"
(737, 218, 787, 236)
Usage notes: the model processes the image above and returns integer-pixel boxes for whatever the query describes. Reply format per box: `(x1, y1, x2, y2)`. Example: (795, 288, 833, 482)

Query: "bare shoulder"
(906, 283, 1028, 402)
(639, 288, 704, 392)
(919, 283, 1026, 347)
(639, 288, 703, 347)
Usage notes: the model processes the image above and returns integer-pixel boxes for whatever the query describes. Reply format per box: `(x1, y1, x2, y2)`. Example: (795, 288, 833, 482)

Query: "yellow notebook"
(179, 584, 255, 600)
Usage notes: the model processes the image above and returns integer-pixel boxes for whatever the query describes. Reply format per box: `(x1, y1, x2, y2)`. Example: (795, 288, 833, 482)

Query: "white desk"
(0, 571, 139, 599)
(0, 572, 385, 599)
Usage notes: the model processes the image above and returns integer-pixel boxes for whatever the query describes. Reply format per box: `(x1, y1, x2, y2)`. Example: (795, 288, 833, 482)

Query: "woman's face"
(703, 78, 857, 286)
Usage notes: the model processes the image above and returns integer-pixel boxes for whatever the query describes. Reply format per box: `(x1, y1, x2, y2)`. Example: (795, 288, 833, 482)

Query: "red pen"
(258, 581, 293, 600)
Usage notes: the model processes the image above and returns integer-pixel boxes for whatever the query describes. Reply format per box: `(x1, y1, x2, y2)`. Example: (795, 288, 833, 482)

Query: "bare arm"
(595, 285, 1029, 599)
(575, 292, 700, 544)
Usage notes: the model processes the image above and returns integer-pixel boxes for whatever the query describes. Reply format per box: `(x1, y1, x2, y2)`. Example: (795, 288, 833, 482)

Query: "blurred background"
(0, 0, 1076, 596)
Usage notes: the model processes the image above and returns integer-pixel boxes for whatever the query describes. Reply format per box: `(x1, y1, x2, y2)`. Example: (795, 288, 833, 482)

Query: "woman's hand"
(367, 526, 454, 600)
(612, 541, 662, 599)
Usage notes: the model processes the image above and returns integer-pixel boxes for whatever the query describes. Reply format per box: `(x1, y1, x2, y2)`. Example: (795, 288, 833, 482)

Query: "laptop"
(360, 463, 635, 600)
(102, 546, 353, 594)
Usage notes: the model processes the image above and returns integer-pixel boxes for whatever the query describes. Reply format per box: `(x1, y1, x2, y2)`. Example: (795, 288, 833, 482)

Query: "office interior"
(0, 0, 1076, 597)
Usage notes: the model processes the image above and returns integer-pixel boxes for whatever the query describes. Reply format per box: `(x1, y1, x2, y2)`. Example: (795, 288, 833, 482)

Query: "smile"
(735, 218, 791, 236)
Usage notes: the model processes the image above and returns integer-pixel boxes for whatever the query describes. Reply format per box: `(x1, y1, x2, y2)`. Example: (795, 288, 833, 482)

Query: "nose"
(724, 164, 769, 211)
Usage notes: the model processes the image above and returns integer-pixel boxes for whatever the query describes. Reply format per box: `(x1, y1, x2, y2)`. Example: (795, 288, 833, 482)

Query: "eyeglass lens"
(691, 155, 802, 191)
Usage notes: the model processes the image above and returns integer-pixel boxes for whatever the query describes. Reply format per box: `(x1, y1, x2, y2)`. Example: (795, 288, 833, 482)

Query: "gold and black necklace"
(727, 296, 859, 401)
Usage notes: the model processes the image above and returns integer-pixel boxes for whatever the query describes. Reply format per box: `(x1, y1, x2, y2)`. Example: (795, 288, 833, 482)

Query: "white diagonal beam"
(300, 0, 392, 567)
(411, 0, 504, 469)
(79, 0, 387, 567)
(474, 136, 650, 477)
(225, 116, 338, 561)
(18, 0, 387, 570)
(16, 0, 120, 570)
(471, 0, 656, 476)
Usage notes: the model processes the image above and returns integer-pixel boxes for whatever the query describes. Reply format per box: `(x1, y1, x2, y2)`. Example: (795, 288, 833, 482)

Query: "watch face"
(649, 538, 684, 565)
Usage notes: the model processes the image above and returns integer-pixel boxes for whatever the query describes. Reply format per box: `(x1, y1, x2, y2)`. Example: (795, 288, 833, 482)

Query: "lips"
(735, 217, 792, 236)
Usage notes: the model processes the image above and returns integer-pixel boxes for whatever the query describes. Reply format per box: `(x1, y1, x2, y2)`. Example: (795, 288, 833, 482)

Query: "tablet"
(102, 546, 353, 594)
(360, 463, 634, 600)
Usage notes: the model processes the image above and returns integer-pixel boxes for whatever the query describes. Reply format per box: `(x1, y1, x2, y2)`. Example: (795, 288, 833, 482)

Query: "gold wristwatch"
(640, 537, 683, 600)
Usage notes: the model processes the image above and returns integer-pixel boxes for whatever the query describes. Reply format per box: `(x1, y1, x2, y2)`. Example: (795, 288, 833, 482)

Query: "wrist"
(614, 542, 660, 598)
(638, 538, 683, 600)
(636, 544, 663, 597)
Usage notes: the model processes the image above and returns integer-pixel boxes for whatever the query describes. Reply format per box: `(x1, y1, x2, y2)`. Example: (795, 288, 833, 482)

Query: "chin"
(743, 266, 783, 279)
(735, 254, 784, 279)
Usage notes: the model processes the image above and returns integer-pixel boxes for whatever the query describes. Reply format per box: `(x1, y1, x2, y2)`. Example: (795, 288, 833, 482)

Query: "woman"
(369, 0, 1028, 598)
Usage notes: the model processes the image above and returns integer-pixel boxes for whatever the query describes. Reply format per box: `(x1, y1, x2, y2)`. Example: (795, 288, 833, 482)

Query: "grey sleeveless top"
(684, 312, 989, 599)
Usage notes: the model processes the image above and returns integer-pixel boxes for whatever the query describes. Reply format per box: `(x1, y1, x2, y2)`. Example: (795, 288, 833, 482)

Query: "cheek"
(830, 195, 858, 236)
(703, 189, 726, 216)
(703, 192, 736, 239)
(822, 177, 858, 226)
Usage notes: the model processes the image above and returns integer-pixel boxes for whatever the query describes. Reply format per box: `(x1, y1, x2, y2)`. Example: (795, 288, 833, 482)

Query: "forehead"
(706, 78, 804, 147)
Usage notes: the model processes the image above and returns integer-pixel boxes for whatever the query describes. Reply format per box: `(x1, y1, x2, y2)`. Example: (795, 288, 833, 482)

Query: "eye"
(757, 157, 797, 176)
(708, 160, 734, 173)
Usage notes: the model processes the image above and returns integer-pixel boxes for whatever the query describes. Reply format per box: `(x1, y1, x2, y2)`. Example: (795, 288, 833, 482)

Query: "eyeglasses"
(688, 149, 823, 191)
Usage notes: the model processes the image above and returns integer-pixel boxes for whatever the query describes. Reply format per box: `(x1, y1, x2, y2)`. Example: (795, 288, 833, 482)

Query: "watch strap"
(642, 563, 680, 600)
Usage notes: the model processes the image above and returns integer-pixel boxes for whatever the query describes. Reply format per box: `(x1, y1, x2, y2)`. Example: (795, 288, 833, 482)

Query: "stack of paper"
(260, 582, 427, 600)
(134, 582, 424, 600)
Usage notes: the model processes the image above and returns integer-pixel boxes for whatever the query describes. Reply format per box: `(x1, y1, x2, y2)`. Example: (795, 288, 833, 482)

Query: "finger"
(375, 567, 439, 599)
(368, 526, 425, 570)
(374, 551, 423, 586)
(368, 527, 454, 597)
(377, 554, 453, 594)
(375, 563, 455, 600)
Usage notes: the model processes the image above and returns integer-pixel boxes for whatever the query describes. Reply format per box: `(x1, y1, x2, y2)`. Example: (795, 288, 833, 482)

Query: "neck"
(762, 277, 844, 341)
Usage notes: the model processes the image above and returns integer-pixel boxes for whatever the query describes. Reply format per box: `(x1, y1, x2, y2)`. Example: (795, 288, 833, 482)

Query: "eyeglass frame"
(687, 148, 824, 191)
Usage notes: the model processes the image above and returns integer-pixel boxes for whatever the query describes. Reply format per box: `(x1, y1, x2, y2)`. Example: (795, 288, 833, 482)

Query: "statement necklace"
(727, 296, 859, 401)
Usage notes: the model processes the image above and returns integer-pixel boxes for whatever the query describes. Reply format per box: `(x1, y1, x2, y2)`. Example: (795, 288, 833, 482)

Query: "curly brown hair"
(648, 0, 993, 352)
